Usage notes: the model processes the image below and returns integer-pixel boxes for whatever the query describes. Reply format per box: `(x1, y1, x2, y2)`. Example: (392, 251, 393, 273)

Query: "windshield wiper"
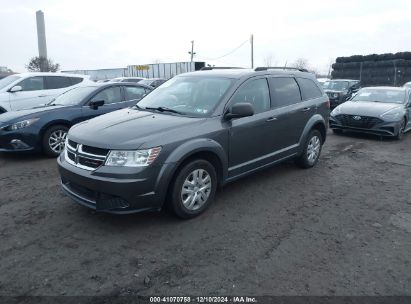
(144, 106, 185, 115)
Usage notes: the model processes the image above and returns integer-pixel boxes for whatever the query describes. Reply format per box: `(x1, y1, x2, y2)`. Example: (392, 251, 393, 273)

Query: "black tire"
(394, 118, 406, 140)
(42, 125, 69, 157)
(332, 129, 343, 134)
(296, 129, 323, 169)
(169, 159, 217, 219)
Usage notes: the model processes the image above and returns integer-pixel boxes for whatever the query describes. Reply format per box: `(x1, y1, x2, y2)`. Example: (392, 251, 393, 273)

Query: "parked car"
(317, 78, 330, 87)
(139, 78, 167, 89)
(0, 83, 152, 156)
(403, 82, 411, 89)
(58, 67, 329, 218)
(0, 73, 93, 113)
(109, 77, 145, 83)
(323, 79, 361, 109)
(330, 86, 411, 139)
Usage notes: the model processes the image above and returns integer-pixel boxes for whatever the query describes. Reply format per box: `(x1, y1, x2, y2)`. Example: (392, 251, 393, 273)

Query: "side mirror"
(89, 100, 105, 110)
(9, 86, 22, 93)
(225, 102, 254, 119)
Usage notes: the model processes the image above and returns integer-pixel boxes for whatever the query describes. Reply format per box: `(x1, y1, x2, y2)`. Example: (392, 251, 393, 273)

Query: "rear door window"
(268, 77, 302, 108)
(124, 86, 147, 101)
(297, 78, 322, 100)
(18, 76, 45, 91)
(45, 76, 72, 89)
(90, 87, 122, 105)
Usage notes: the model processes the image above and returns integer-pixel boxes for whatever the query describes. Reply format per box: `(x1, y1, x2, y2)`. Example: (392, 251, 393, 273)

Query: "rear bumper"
(329, 116, 401, 136)
(57, 152, 174, 214)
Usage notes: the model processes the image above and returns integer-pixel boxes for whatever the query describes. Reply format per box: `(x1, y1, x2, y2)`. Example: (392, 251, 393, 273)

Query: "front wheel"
(296, 130, 323, 169)
(42, 125, 69, 157)
(169, 159, 217, 219)
(394, 118, 406, 140)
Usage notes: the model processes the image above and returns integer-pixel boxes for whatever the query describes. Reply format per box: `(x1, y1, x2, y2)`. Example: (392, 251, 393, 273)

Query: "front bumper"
(329, 115, 401, 137)
(57, 152, 174, 214)
(0, 128, 40, 152)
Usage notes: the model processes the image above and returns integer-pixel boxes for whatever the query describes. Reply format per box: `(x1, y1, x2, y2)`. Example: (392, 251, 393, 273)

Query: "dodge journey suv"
(58, 67, 329, 218)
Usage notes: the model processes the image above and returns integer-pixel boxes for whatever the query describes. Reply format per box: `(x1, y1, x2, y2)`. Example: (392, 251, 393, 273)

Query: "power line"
(196, 38, 250, 61)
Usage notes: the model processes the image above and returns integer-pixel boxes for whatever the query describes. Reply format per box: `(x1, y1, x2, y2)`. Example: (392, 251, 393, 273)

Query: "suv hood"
(69, 108, 205, 149)
(336, 101, 402, 116)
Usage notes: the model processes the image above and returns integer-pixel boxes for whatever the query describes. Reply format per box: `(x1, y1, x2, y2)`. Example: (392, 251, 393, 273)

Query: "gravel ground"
(0, 131, 410, 296)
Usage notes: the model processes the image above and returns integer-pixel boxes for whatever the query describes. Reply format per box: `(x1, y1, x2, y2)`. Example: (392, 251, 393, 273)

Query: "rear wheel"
(296, 130, 323, 169)
(42, 125, 69, 157)
(394, 118, 406, 140)
(169, 159, 217, 219)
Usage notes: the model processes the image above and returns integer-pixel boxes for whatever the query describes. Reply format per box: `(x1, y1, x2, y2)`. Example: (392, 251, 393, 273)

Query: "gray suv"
(58, 68, 329, 218)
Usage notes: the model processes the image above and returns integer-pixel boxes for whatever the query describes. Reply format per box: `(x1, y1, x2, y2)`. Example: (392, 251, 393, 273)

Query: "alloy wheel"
(48, 129, 67, 154)
(307, 135, 321, 164)
(181, 169, 212, 211)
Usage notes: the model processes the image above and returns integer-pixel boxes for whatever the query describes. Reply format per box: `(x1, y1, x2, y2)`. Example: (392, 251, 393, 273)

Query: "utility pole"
(188, 40, 196, 62)
(36, 10, 48, 71)
(250, 34, 254, 69)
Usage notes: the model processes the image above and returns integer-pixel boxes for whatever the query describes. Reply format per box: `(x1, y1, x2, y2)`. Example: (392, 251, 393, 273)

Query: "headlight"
(7, 118, 39, 131)
(332, 93, 339, 98)
(380, 111, 400, 121)
(105, 147, 162, 167)
(330, 106, 342, 116)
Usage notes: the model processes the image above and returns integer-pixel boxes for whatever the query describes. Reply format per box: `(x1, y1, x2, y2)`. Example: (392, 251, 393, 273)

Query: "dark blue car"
(0, 82, 152, 156)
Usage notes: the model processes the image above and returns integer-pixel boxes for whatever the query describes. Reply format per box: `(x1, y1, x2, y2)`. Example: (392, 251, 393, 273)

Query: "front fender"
(153, 138, 228, 205)
(297, 114, 327, 154)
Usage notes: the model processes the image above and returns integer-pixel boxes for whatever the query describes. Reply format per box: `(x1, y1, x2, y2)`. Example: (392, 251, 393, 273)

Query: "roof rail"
(200, 67, 244, 71)
(255, 66, 309, 72)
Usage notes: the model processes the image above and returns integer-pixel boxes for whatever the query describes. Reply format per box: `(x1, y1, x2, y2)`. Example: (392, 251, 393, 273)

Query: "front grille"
(335, 114, 383, 129)
(65, 139, 108, 170)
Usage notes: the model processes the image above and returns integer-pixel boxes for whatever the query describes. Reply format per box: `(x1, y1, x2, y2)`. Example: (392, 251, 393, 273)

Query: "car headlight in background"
(330, 106, 342, 116)
(380, 110, 401, 121)
(332, 93, 339, 98)
(105, 147, 162, 167)
(7, 118, 40, 131)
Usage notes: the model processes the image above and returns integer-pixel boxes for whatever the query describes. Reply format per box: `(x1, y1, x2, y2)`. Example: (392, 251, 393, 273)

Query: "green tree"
(26, 56, 60, 72)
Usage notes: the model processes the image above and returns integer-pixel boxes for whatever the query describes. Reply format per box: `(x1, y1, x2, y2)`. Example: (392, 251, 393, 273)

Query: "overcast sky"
(1, 0, 411, 74)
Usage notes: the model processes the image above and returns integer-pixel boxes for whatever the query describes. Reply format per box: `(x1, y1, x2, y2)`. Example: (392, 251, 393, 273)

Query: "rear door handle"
(266, 116, 278, 122)
(302, 107, 311, 112)
(38, 94, 47, 97)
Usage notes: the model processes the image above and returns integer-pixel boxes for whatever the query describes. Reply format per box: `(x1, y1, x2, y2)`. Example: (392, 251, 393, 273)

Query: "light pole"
(188, 40, 196, 62)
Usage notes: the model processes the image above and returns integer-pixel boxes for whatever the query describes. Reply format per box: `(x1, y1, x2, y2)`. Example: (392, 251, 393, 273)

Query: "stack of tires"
(331, 52, 411, 86)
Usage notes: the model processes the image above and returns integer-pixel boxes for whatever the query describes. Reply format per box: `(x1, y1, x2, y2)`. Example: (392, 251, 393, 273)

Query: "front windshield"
(138, 76, 234, 116)
(351, 88, 406, 104)
(0, 75, 21, 90)
(323, 81, 349, 91)
(50, 86, 98, 106)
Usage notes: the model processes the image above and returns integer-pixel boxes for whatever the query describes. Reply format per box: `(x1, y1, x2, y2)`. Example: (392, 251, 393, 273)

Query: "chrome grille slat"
(65, 139, 108, 171)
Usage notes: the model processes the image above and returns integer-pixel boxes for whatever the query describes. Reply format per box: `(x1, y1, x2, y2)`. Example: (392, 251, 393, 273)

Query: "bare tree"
(291, 58, 309, 70)
(26, 56, 60, 72)
(263, 53, 276, 67)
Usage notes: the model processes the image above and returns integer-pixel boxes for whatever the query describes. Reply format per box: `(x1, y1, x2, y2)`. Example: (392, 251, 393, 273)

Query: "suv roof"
(13, 72, 90, 78)
(183, 68, 316, 80)
(329, 79, 359, 82)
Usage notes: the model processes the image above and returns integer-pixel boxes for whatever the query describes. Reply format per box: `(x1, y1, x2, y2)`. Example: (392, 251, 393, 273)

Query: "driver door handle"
(38, 94, 47, 97)
(302, 107, 311, 112)
(266, 116, 278, 122)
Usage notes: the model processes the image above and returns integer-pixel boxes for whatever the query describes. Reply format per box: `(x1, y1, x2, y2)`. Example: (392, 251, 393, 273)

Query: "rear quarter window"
(45, 76, 72, 89)
(297, 78, 323, 100)
(70, 77, 84, 85)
